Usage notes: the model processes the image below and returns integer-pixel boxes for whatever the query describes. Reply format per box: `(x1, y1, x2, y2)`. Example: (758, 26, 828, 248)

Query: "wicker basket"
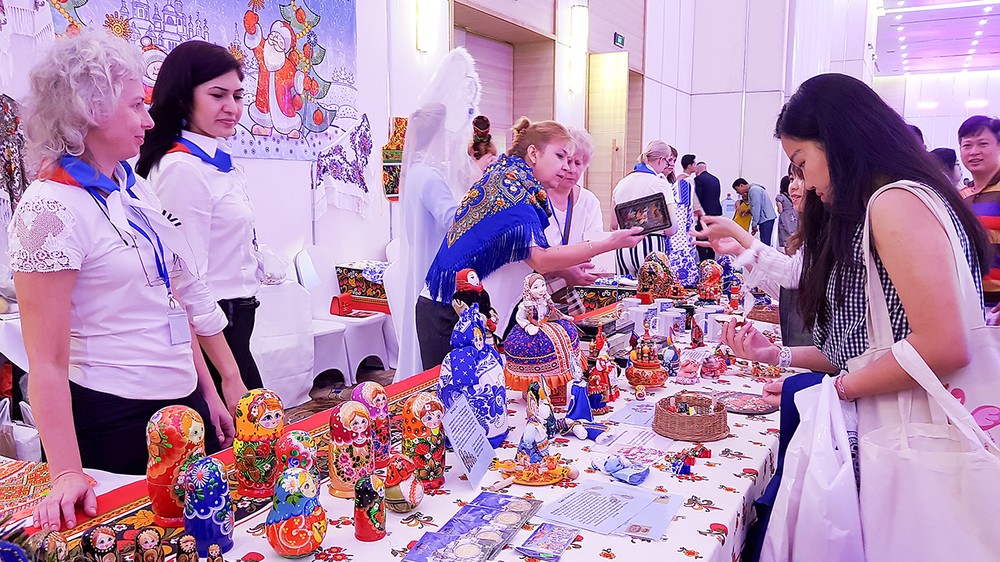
(653, 392, 730, 442)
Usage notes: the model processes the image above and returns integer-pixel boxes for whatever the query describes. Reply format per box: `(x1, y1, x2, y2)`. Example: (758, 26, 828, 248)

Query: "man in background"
(733, 178, 777, 246)
(958, 115, 1000, 325)
(694, 160, 722, 260)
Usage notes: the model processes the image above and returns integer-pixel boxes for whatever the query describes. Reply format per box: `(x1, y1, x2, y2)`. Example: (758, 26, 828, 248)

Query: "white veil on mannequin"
(393, 48, 482, 381)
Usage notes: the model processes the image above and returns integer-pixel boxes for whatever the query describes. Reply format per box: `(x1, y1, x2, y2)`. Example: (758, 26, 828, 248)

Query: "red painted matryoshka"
(327, 401, 374, 498)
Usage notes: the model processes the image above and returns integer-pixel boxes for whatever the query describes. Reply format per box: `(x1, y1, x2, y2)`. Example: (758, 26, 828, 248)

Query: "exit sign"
(614, 33, 625, 48)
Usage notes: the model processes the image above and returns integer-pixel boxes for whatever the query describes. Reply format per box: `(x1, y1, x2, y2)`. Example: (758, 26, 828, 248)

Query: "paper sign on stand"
(441, 394, 495, 490)
(536, 479, 661, 535)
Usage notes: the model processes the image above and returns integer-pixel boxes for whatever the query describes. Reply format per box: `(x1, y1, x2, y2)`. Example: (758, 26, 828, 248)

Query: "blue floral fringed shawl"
(426, 154, 551, 301)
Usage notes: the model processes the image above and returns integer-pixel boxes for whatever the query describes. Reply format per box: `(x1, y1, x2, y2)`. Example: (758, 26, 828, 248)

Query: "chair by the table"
(294, 245, 389, 386)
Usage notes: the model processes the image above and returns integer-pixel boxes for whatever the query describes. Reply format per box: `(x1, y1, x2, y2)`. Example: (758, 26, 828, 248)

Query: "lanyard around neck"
(548, 190, 575, 246)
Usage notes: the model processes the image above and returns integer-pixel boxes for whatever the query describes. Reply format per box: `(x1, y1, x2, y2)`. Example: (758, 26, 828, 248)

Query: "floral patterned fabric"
(314, 114, 374, 219)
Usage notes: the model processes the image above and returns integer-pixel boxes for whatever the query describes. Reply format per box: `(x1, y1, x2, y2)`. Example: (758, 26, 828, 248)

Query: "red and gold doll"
(401, 392, 446, 490)
(146, 405, 205, 526)
(327, 401, 374, 498)
(233, 389, 285, 498)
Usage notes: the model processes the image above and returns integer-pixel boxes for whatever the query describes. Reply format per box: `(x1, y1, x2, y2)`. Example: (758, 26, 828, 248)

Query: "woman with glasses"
(13, 31, 244, 531)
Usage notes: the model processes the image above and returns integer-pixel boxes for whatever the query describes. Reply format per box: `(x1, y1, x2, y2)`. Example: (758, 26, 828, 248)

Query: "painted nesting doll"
(233, 389, 285, 498)
(133, 528, 165, 562)
(354, 475, 387, 542)
(351, 381, 390, 469)
(25, 531, 69, 562)
(174, 534, 198, 562)
(146, 405, 206, 526)
(327, 401, 374, 498)
(383, 453, 424, 513)
(275, 430, 320, 482)
(183, 456, 235, 557)
(82, 526, 120, 562)
(401, 392, 446, 490)
(265, 468, 328, 558)
(206, 544, 224, 562)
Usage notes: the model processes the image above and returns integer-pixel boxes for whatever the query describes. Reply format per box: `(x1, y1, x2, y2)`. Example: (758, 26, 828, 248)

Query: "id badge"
(168, 305, 192, 345)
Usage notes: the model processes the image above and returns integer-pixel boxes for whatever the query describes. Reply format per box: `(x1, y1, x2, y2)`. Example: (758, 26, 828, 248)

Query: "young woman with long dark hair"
(137, 41, 263, 399)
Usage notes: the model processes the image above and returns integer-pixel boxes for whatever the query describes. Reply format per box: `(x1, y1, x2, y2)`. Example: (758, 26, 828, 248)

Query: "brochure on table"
(441, 394, 495, 489)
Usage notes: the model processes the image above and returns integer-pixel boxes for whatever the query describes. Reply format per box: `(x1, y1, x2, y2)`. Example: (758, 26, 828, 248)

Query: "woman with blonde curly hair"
(13, 30, 244, 531)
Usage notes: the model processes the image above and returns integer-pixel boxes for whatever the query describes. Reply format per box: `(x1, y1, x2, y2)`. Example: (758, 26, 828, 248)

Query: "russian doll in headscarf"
(451, 268, 499, 344)
(437, 303, 509, 448)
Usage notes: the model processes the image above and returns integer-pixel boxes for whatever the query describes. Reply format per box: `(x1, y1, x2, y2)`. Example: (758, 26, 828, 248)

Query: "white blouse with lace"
(734, 240, 803, 299)
(9, 171, 227, 400)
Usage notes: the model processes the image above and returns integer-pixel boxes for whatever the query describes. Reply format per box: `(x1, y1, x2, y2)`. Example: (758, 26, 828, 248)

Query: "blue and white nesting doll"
(182, 457, 234, 557)
(266, 468, 328, 558)
(438, 303, 508, 448)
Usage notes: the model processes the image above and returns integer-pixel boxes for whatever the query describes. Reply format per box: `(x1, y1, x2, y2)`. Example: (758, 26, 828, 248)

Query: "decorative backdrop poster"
(49, 0, 358, 161)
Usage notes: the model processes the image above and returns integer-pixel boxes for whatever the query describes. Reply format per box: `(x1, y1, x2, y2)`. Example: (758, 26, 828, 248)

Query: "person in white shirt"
(611, 140, 680, 277)
(544, 127, 608, 287)
(13, 31, 244, 531)
(136, 41, 263, 396)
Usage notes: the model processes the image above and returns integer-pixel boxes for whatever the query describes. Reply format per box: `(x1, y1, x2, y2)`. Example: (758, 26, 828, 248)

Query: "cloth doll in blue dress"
(563, 358, 592, 439)
(516, 382, 552, 466)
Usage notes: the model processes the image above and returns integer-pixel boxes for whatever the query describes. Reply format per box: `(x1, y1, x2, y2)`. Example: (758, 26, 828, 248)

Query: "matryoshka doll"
(174, 534, 198, 562)
(233, 389, 285, 498)
(146, 405, 205, 526)
(265, 468, 328, 558)
(327, 401, 374, 498)
(275, 429, 320, 482)
(82, 526, 120, 562)
(351, 381, 390, 469)
(401, 392, 446, 490)
(183, 456, 235, 556)
(383, 454, 424, 513)
(354, 475, 387, 542)
(26, 531, 69, 562)
(133, 528, 165, 562)
(697, 260, 724, 303)
(206, 544, 224, 562)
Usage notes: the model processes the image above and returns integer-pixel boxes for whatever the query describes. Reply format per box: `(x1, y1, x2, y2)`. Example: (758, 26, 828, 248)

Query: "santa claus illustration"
(244, 10, 304, 139)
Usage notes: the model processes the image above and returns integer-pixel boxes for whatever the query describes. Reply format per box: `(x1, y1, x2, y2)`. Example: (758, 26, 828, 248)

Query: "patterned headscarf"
(426, 154, 550, 300)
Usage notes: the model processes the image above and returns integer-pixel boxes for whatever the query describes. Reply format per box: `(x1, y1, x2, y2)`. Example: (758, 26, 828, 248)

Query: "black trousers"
(69, 382, 221, 475)
(206, 297, 263, 404)
(415, 296, 458, 371)
(694, 220, 715, 262)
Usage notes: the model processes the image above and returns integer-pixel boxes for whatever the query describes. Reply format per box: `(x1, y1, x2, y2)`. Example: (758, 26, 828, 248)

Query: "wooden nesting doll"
(233, 389, 285, 498)
(146, 405, 206, 526)
(354, 475, 386, 542)
(133, 528, 165, 562)
(351, 381, 390, 469)
(401, 392, 446, 490)
(275, 430, 319, 482)
(183, 457, 235, 557)
(326, 401, 374, 498)
(82, 526, 120, 562)
(174, 534, 198, 562)
(265, 468, 328, 558)
(383, 453, 424, 513)
(25, 531, 69, 562)
(206, 544, 225, 562)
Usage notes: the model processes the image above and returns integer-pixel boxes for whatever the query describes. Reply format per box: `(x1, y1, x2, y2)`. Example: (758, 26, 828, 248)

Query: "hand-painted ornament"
(265, 468, 328, 558)
(383, 453, 424, 513)
(174, 534, 198, 562)
(182, 456, 234, 557)
(82, 526, 120, 562)
(354, 475, 387, 542)
(25, 531, 69, 562)
(206, 544, 224, 562)
(351, 381, 390, 469)
(146, 405, 206, 526)
(133, 528, 165, 562)
(327, 401, 374, 498)
(401, 392, 446, 490)
(635, 385, 647, 401)
(275, 430, 319, 482)
(233, 389, 285, 498)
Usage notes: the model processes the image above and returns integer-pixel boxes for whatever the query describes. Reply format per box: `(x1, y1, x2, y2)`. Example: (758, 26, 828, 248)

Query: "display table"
(19, 356, 779, 562)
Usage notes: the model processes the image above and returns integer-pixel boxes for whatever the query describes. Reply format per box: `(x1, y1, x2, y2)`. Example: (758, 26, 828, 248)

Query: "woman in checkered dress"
(718, 73, 990, 408)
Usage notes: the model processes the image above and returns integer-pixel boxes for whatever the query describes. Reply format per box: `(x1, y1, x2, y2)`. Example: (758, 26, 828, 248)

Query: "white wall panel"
(741, 91, 786, 193)
(691, 0, 747, 94)
(746, 0, 787, 92)
(689, 93, 743, 189)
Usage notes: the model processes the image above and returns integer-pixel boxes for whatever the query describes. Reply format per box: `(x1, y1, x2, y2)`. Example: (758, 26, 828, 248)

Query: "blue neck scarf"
(167, 137, 234, 173)
(633, 162, 657, 175)
(426, 154, 551, 300)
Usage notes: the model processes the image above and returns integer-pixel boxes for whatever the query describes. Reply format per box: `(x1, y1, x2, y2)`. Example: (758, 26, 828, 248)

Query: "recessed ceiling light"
(975, 30, 984, 36)
(897, 0, 904, 5)
(969, 48, 977, 54)
(897, 26, 904, 31)
(973, 40, 980, 46)
(967, 55, 974, 60)
(901, 53, 909, 58)
(986, 6, 993, 13)
(967, 99, 989, 108)
(898, 36, 906, 41)
(980, 18, 988, 25)
(900, 44, 908, 49)
(895, 14, 903, 20)
(918, 101, 939, 110)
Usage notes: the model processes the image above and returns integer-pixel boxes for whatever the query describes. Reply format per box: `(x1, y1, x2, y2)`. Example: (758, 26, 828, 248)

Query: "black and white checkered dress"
(813, 194, 983, 371)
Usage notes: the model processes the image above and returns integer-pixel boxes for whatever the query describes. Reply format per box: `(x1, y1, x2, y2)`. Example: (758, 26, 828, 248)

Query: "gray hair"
(567, 126, 594, 165)
(24, 29, 144, 170)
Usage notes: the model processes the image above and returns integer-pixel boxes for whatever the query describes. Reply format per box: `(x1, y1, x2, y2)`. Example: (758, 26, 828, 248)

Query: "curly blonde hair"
(23, 29, 143, 172)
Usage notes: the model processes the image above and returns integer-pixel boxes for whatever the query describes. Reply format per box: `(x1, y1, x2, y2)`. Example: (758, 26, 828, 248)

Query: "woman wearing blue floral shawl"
(416, 117, 644, 370)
